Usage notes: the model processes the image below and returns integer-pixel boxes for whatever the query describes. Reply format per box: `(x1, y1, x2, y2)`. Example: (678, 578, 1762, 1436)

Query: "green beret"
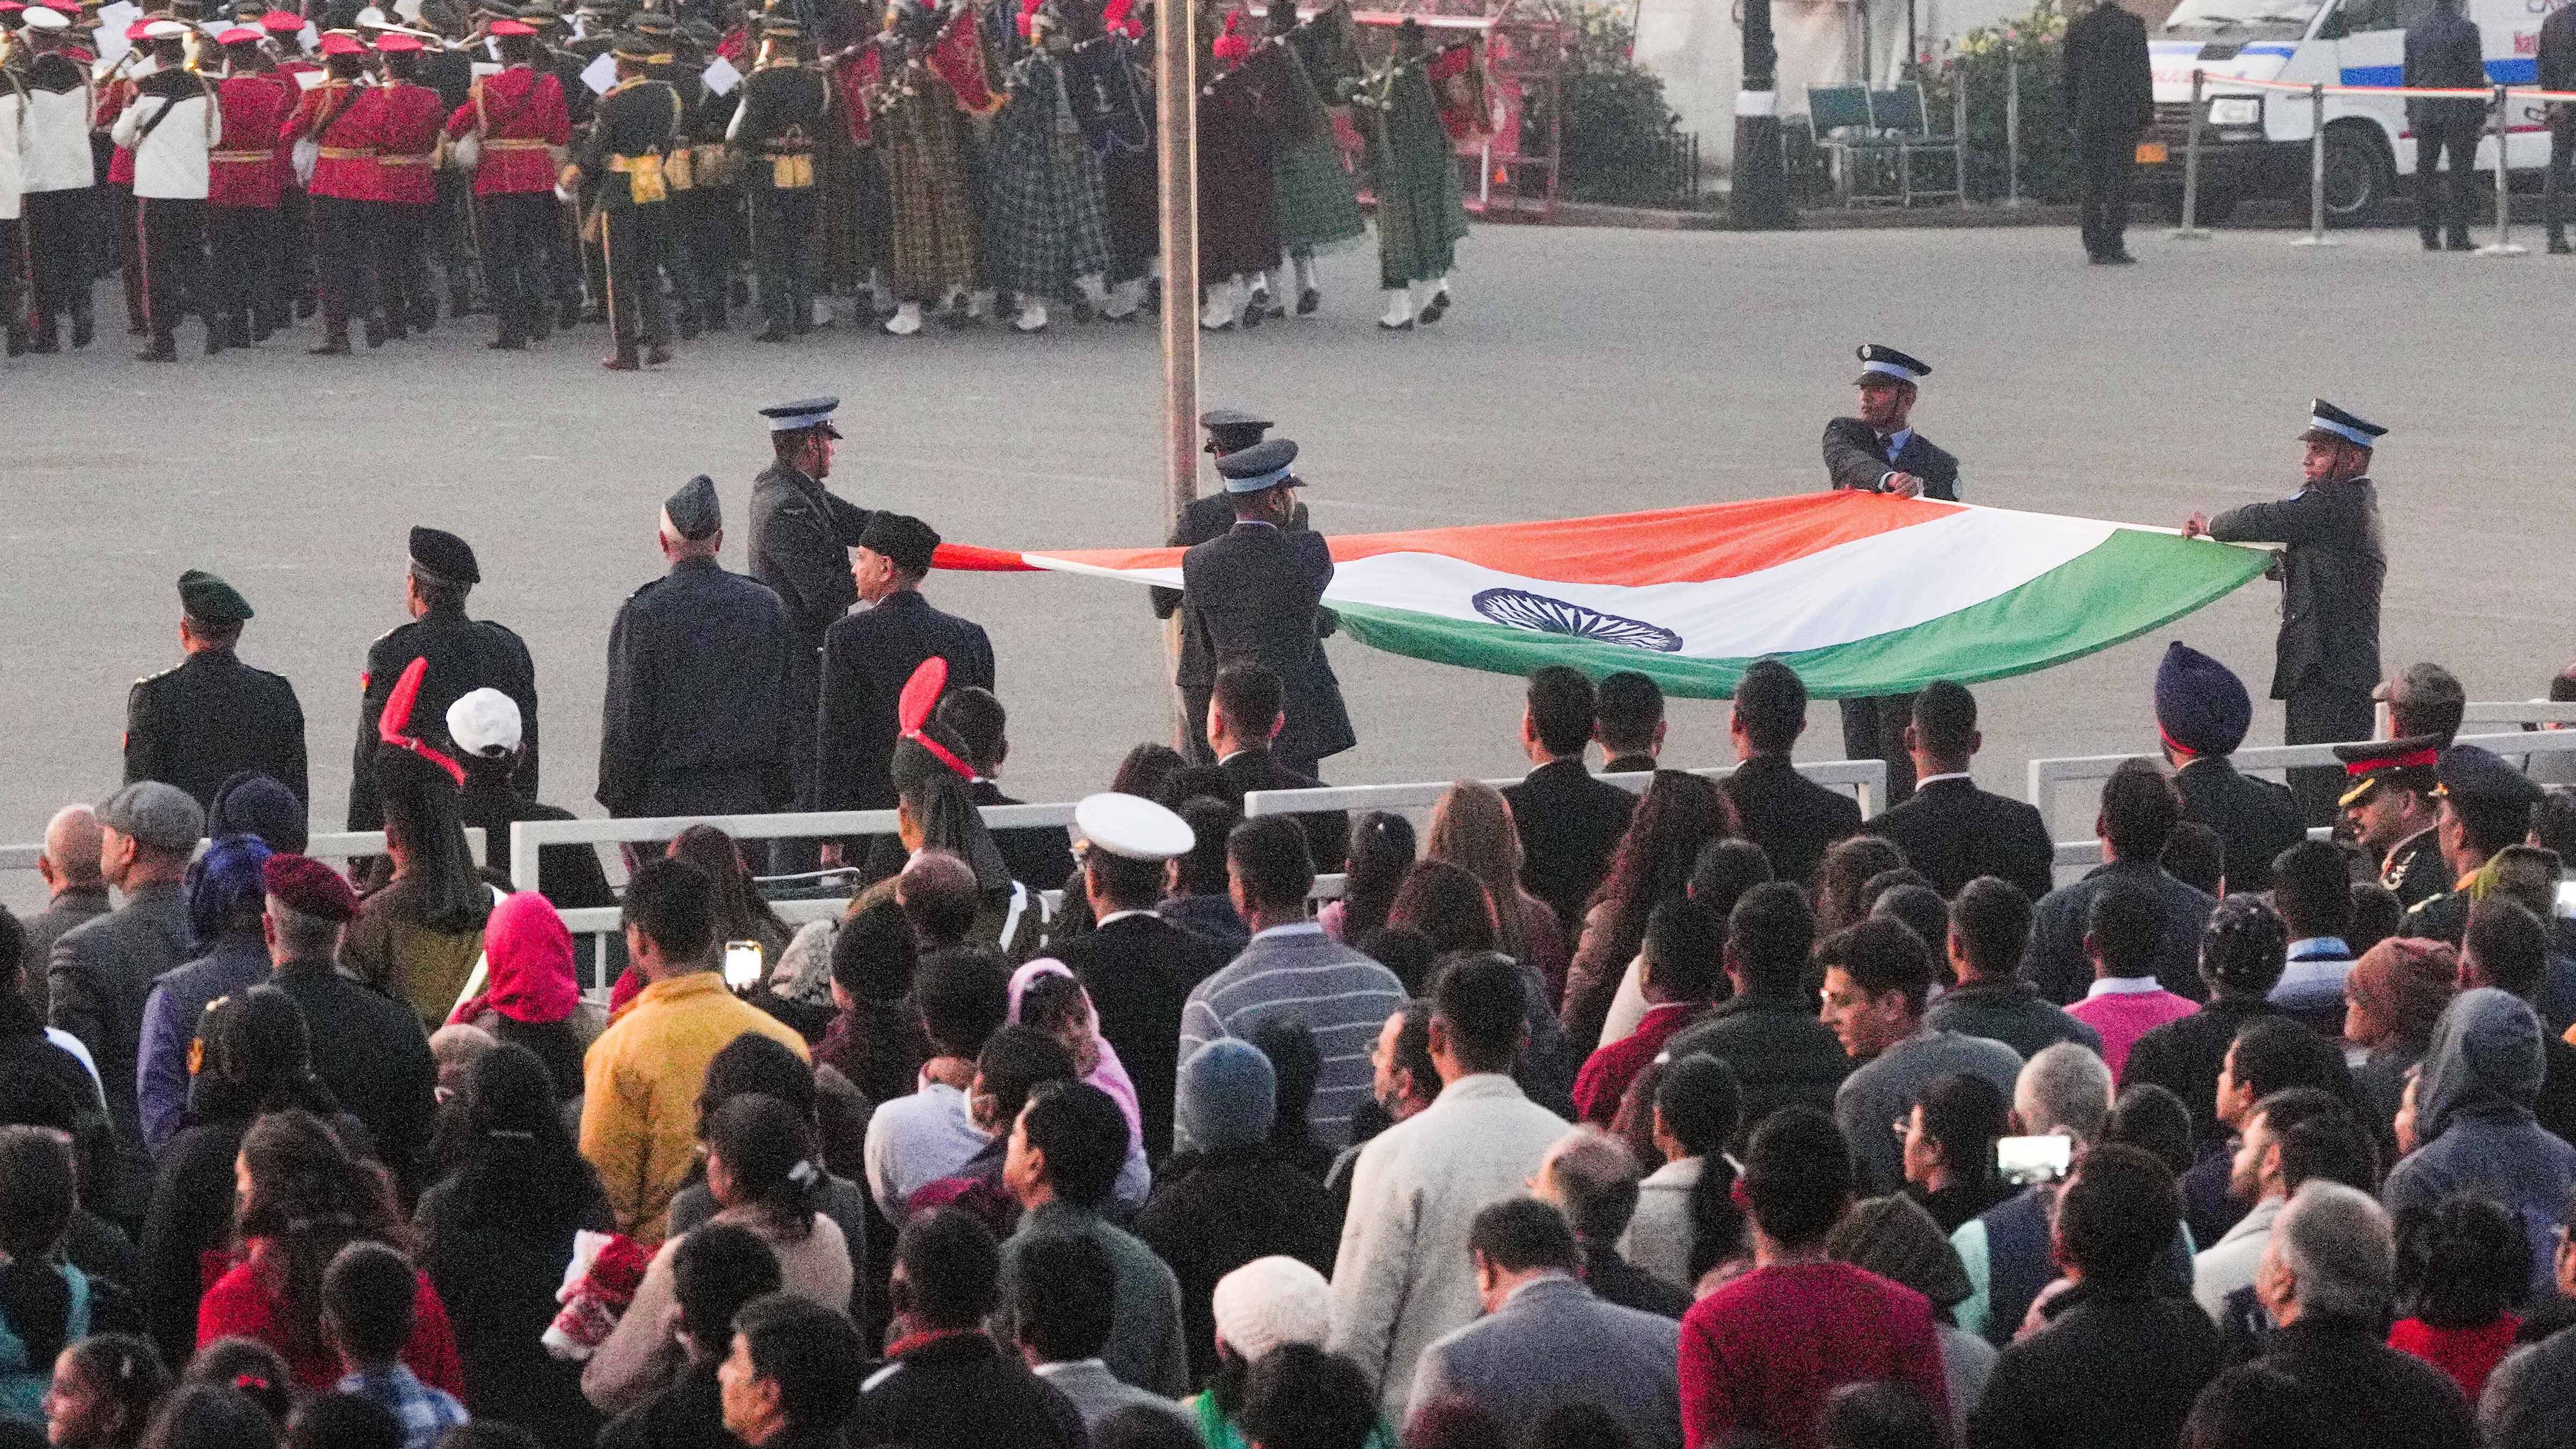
(178, 569, 253, 624)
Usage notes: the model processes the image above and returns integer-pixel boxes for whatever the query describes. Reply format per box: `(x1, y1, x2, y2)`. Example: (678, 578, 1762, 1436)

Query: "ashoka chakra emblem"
(1470, 588, 1683, 653)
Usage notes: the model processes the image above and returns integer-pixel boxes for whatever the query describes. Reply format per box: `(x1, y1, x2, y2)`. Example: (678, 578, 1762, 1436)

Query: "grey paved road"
(8, 222, 2570, 891)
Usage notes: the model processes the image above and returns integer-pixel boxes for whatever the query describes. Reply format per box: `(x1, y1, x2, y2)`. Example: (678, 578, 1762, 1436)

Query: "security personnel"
(2544, 0, 2576, 253)
(442, 16, 570, 349)
(2404, 0, 2486, 251)
(2154, 641, 2303, 894)
(729, 11, 829, 342)
(2062, 0, 2150, 264)
(814, 511, 996, 822)
(1179, 437, 1357, 780)
(2184, 400, 2387, 824)
(597, 475, 800, 818)
(1824, 343, 1958, 803)
(748, 395, 872, 870)
(348, 526, 540, 832)
(2332, 734, 2449, 908)
(126, 569, 309, 810)
(568, 28, 682, 369)
(2399, 745, 2544, 943)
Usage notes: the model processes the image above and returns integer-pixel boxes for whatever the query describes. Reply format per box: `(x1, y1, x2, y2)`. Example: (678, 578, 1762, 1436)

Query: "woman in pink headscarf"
(1009, 960, 1144, 1150)
(449, 890, 606, 1109)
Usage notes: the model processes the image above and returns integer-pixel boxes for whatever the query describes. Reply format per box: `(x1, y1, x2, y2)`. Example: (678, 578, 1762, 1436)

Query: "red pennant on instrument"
(377, 656, 468, 787)
(898, 657, 976, 781)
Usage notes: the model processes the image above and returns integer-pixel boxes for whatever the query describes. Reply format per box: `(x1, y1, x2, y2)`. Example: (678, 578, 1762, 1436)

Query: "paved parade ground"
(8, 219, 2571, 865)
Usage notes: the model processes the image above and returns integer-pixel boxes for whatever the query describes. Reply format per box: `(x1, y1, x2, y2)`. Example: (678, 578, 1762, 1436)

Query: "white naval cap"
(1074, 792, 1195, 862)
(21, 7, 71, 30)
(446, 687, 523, 759)
(143, 17, 191, 35)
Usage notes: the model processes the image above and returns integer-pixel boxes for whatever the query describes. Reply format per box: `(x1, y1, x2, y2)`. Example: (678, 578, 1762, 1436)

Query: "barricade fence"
(0, 828, 484, 875)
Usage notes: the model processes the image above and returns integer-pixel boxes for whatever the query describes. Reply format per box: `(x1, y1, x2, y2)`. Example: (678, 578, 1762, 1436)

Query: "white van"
(2135, 0, 2554, 222)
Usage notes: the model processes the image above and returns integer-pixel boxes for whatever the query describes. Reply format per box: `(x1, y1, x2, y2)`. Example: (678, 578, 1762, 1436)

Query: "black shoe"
(731, 278, 751, 306)
(753, 322, 791, 342)
(294, 295, 316, 321)
(4, 326, 22, 358)
(2421, 233, 2442, 251)
(203, 326, 225, 356)
(487, 334, 528, 350)
(135, 340, 177, 361)
(1419, 292, 1448, 324)
(559, 299, 583, 331)
(1377, 317, 1413, 331)
(2104, 251, 2137, 264)
(2446, 233, 2474, 252)
(643, 343, 671, 367)
(70, 310, 93, 349)
(364, 316, 386, 348)
(449, 288, 473, 318)
(704, 312, 728, 332)
(2552, 236, 2574, 255)
(1296, 286, 1320, 315)
(28, 326, 59, 354)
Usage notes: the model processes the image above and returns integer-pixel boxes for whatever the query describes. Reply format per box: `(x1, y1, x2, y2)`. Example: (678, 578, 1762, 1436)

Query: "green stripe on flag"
(1328, 529, 2268, 700)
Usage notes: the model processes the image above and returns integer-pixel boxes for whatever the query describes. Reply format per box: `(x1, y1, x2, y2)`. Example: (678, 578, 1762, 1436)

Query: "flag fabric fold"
(933, 492, 2270, 699)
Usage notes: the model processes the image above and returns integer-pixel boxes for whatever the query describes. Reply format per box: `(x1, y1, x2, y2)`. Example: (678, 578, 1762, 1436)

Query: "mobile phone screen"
(722, 940, 763, 992)
(1995, 1134, 2073, 1187)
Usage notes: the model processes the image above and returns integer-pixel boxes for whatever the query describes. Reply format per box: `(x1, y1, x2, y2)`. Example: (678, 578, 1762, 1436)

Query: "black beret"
(177, 568, 253, 624)
(663, 474, 720, 540)
(408, 526, 480, 585)
(859, 512, 940, 573)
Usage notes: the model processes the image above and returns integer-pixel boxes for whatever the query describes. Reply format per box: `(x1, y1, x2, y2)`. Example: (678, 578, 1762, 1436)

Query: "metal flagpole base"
(2167, 226, 2212, 240)
(2288, 235, 2338, 246)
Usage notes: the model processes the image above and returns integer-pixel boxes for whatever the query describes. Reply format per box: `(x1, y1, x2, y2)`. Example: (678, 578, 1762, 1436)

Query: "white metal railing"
(1243, 759, 1889, 823)
(505, 804, 1079, 893)
(0, 828, 483, 875)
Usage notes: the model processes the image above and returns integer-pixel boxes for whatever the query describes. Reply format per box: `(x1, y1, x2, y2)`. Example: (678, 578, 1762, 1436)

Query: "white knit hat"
(1210, 1256, 1333, 1364)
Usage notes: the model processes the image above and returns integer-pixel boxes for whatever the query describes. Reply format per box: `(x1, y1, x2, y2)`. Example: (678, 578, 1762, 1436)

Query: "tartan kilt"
(1271, 135, 1365, 253)
(986, 104, 1114, 295)
(1371, 71, 1467, 287)
(883, 87, 981, 299)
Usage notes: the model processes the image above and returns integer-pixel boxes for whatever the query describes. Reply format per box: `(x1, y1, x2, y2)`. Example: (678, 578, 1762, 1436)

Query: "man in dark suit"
(125, 569, 308, 811)
(1207, 662, 1348, 874)
(347, 528, 539, 833)
(2185, 401, 2387, 824)
(747, 397, 871, 868)
(597, 474, 799, 820)
(2545, 0, 2576, 253)
(815, 513, 996, 854)
(2154, 642, 2304, 895)
(1504, 666, 1636, 935)
(1596, 670, 1665, 774)
(2062, 0, 2152, 264)
(1824, 345, 1959, 803)
(1045, 792, 1233, 1162)
(1724, 658, 1861, 889)
(1864, 680, 2053, 901)
(1177, 437, 1356, 780)
(935, 686, 1077, 892)
(2404, 0, 2489, 251)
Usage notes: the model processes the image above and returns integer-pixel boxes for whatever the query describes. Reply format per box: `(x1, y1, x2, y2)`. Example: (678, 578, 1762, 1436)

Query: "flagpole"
(1157, 0, 1200, 746)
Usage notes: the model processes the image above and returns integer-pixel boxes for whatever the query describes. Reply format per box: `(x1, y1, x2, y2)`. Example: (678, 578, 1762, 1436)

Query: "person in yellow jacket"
(579, 856, 808, 1246)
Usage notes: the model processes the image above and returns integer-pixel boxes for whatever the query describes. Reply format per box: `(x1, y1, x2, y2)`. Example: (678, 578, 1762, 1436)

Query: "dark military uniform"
(1161, 489, 1320, 763)
(731, 34, 832, 339)
(673, 50, 740, 332)
(2382, 826, 2449, 910)
(348, 610, 540, 831)
(747, 455, 872, 817)
(574, 54, 683, 364)
(597, 556, 800, 818)
(2398, 745, 2542, 943)
(815, 590, 996, 813)
(2173, 757, 2304, 895)
(1178, 440, 1356, 779)
(126, 649, 309, 810)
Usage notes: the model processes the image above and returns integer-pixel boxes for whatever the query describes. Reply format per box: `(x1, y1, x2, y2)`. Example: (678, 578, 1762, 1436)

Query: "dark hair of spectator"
(2085, 882, 2166, 982)
(1817, 918, 1936, 1018)
(2395, 1195, 2531, 1327)
(1524, 666, 1598, 758)
(1726, 882, 1817, 998)
(2531, 788, 2576, 861)
(2201, 897, 2290, 998)
(179, 1338, 292, 1426)
(1655, 1053, 1746, 1279)
(1336, 814, 1417, 946)
(1468, 1196, 1582, 1275)
(1173, 797, 1243, 898)
(894, 1208, 999, 1329)
(1009, 1231, 1118, 1363)
(2274, 1104, 2381, 1196)
(1520, 1403, 1637, 1449)
(319, 1241, 417, 1364)
(620, 858, 716, 962)
(282, 1393, 396, 1449)
(1212, 662, 1286, 741)
(1110, 744, 1189, 806)
(667, 824, 791, 953)
(1235, 1344, 1379, 1449)
(1687, 838, 1774, 918)
(672, 1223, 783, 1350)
(1595, 672, 1664, 753)
(915, 947, 1012, 1058)
(976, 1025, 1079, 1128)
(1431, 953, 1527, 1073)
(144, 1385, 282, 1449)
(733, 1292, 865, 1435)
(1388, 861, 1499, 959)
(2271, 840, 2354, 940)
(2100, 759, 2182, 863)
(57, 1334, 172, 1448)
(2467, 900, 2550, 999)
(1814, 837, 1906, 934)
(1020, 1082, 1127, 1209)
(2161, 822, 2224, 898)
(830, 900, 918, 1003)
(234, 1111, 404, 1365)
(1403, 1397, 1510, 1449)
(1228, 816, 1316, 916)
(440, 1041, 604, 1241)
(2055, 1143, 2179, 1287)
(2105, 1083, 2198, 1177)
(1869, 885, 1951, 980)
(1915, 1072, 2010, 1190)
(1949, 877, 2033, 984)
(1740, 1107, 1853, 1249)
(1247, 1019, 1326, 1170)
(1590, 773, 1738, 922)
(0, 1126, 75, 1371)
(1911, 681, 1978, 759)
(195, 985, 341, 1124)
(1818, 1380, 1948, 1449)
(1732, 660, 1807, 756)
(1092, 1404, 1208, 1449)
(2346, 882, 2404, 957)
(2177, 1364, 2333, 1449)
(1355, 926, 1437, 997)
(935, 687, 1008, 773)
(706, 1094, 823, 1236)
(2228, 1018, 2357, 1109)
(698, 1033, 817, 1127)
(1641, 898, 1723, 1002)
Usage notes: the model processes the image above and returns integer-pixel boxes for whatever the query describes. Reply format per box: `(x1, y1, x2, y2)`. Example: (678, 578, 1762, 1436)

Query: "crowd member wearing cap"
(281, 31, 394, 353)
(598, 475, 799, 822)
(2154, 641, 2304, 894)
(1179, 439, 1356, 780)
(108, 19, 220, 361)
(747, 396, 870, 870)
(2399, 745, 2548, 945)
(255, 853, 442, 1195)
(12, 8, 97, 354)
(348, 526, 539, 835)
(2183, 400, 2388, 825)
(814, 512, 994, 840)
(1824, 346, 1959, 803)
(2063, 0, 2151, 264)
(448, 687, 615, 912)
(368, 31, 446, 339)
(567, 30, 680, 369)
(1037, 793, 1230, 1161)
(443, 14, 570, 348)
(1861, 679, 2055, 903)
(935, 687, 1077, 894)
(123, 569, 308, 813)
(204, 25, 291, 348)
(1156, 409, 1318, 764)
(728, 12, 829, 343)
(2337, 734, 2451, 908)
(46, 780, 202, 1225)
(133, 830, 273, 1155)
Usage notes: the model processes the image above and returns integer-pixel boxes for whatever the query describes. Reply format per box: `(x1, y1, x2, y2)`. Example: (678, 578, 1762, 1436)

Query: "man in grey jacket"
(48, 781, 202, 1224)
(1409, 1196, 1681, 1449)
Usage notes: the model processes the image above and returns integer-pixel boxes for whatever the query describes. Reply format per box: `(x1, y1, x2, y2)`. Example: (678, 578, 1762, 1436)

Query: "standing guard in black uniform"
(2185, 400, 2387, 825)
(597, 474, 800, 819)
(569, 30, 682, 369)
(748, 396, 872, 872)
(125, 570, 309, 811)
(1823, 343, 1959, 804)
(730, 12, 831, 342)
(348, 526, 540, 833)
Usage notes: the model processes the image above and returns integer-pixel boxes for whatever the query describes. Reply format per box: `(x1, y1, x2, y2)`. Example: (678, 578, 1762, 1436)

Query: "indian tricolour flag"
(935, 492, 2268, 699)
